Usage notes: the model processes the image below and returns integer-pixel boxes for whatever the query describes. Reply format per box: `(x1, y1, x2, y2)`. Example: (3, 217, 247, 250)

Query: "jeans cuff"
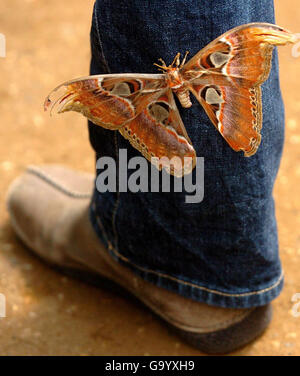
(89, 203, 284, 309)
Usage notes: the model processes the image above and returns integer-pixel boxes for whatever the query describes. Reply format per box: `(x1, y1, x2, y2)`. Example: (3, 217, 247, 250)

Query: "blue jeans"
(88, 0, 284, 308)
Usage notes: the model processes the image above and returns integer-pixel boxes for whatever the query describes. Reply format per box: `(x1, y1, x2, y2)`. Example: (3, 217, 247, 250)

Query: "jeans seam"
(94, 1, 111, 74)
(101, 237, 284, 298)
(94, 1, 120, 250)
(112, 132, 120, 251)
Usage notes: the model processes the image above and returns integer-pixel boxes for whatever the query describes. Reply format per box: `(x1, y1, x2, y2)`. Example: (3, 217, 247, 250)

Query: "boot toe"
(6, 165, 94, 262)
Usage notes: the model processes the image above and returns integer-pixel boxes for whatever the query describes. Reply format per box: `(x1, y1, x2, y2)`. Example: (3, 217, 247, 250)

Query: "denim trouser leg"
(88, 0, 284, 308)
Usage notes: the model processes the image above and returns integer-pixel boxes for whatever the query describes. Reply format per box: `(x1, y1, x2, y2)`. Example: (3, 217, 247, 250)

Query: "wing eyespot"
(148, 101, 170, 124)
(208, 51, 231, 68)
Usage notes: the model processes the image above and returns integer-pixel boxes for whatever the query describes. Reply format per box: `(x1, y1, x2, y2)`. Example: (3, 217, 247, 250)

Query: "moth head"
(154, 52, 189, 89)
(154, 51, 189, 71)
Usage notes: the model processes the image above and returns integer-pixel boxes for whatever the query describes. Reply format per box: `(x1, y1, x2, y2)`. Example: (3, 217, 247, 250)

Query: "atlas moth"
(44, 23, 298, 177)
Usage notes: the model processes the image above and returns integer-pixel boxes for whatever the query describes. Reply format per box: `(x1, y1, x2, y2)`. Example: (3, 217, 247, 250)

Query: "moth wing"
(181, 23, 297, 85)
(45, 74, 196, 176)
(189, 83, 262, 156)
(120, 89, 196, 177)
(44, 73, 166, 130)
(180, 23, 297, 156)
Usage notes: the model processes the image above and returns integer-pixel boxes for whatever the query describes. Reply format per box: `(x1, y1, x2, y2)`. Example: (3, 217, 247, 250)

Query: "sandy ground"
(0, 0, 300, 356)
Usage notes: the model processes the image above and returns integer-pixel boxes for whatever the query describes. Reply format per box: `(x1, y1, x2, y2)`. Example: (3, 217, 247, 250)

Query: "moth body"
(165, 67, 192, 108)
(157, 54, 193, 108)
(174, 86, 192, 108)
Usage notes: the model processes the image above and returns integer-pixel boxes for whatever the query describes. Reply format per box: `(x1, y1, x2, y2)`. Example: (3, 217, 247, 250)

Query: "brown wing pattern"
(44, 74, 166, 130)
(120, 89, 196, 177)
(182, 23, 297, 86)
(45, 74, 196, 176)
(190, 83, 262, 156)
(182, 23, 297, 156)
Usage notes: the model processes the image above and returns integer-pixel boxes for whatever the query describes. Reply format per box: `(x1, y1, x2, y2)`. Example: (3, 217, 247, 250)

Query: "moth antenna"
(158, 58, 167, 66)
(171, 52, 181, 67)
(154, 62, 167, 71)
(180, 51, 189, 68)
